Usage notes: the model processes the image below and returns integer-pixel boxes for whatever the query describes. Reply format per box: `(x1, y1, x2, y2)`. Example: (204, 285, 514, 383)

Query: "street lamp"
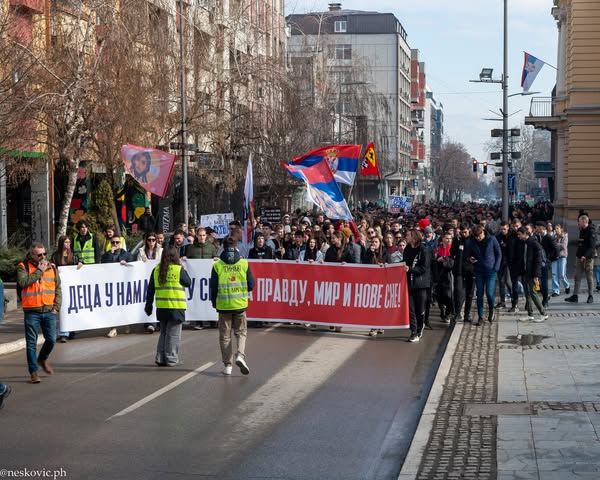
(469, 0, 509, 221)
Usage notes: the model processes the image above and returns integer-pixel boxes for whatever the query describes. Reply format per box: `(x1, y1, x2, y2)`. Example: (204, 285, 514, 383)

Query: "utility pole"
(179, 0, 189, 226)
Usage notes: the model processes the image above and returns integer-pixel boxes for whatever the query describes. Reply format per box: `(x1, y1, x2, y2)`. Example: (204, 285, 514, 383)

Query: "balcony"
(525, 97, 560, 129)
(9, 0, 44, 13)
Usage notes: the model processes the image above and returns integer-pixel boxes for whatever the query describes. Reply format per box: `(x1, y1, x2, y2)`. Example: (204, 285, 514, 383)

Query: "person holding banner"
(51, 235, 82, 342)
(102, 237, 135, 337)
(210, 237, 255, 376)
(145, 246, 191, 367)
(73, 220, 102, 265)
(403, 229, 432, 343)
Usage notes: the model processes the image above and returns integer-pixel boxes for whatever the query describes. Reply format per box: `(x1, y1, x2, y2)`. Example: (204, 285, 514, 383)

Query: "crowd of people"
(3, 198, 598, 399)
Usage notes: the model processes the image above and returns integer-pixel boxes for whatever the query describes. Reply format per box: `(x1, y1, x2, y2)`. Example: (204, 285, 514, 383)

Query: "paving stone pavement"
(402, 295, 600, 480)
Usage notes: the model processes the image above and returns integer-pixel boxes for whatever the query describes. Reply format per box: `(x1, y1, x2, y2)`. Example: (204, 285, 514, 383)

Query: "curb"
(397, 321, 464, 480)
(0, 337, 44, 357)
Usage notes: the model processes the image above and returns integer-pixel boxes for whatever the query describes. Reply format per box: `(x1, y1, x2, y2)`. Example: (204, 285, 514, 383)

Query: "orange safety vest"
(19, 261, 57, 309)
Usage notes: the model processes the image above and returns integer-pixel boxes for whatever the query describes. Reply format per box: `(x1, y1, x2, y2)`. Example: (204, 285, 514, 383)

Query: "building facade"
(525, 0, 600, 231)
(286, 2, 412, 200)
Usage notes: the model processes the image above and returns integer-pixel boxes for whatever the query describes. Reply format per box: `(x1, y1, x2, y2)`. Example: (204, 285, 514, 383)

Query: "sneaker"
(377, 329, 384, 335)
(519, 316, 532, 322)
(494, 302, 506, 309)
(192, 324, 204, 330)
(526, 314, 535, 321)
(417, 329, 424, 339)
(551, 292, 559, 297)
(58, 336, 67, 343)
(223, 364, 233, 376)
(441, 317, 450, 324)
(146, 325, 155, 334)
(508, 306, 519, 313)
(334, 327, 342, 333)
(0, 384, 11, 409)
(235, 354, 250, 375)
(565, 295, 578, 303)
(408, 333, 420, 343)
(534, 314, 549, 323)
(107, 328, 118, 338)
(368, 329, 378, 337)
(588, 295, 594, 304)
(454, 314, 464, 322)
(473, 318, 483, 326)
(565, 287, 570, 294)
(30, 372, 41, 384)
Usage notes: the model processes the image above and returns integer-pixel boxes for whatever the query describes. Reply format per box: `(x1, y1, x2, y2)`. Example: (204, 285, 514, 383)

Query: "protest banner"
(58, 260, 409, 331)
(387, 195, 412, 214)
(199, 212, 234, 238)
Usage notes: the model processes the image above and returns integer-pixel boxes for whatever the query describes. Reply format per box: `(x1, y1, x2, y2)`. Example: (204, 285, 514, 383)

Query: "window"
(334, 20, 347, 33)
(330, 44, 351, 60)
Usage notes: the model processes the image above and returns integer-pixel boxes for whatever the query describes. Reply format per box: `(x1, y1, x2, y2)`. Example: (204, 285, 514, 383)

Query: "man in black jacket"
(517, 227, 548, 322)
(450, 223, 475, 323)
(495, 222, 511, 309)
(506, 218, 525, 312)
(566, 214, 597, 303)
(535, 221, 559, 308)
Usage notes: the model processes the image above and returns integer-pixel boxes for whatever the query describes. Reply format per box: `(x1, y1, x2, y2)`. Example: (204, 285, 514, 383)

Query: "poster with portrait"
(121, 144, 177, 198)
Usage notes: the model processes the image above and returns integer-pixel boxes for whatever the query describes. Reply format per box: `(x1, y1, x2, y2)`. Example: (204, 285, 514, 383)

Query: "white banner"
(59, 260, 218, 331)
(200, 212, 234, 239)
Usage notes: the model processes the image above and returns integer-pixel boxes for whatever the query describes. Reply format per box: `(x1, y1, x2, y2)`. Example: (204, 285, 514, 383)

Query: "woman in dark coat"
(403, 228, 432, 343)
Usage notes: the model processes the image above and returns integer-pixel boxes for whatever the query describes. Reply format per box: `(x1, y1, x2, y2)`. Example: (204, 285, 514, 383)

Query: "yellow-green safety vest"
(73, 234, 96, 264)
(154, 264, 187, 310)
(213, 259, 249, 311)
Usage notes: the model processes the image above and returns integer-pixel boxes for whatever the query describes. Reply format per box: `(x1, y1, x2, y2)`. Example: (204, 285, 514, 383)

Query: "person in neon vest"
(210, 237, 255, 376)
(144, 246, 191, 367)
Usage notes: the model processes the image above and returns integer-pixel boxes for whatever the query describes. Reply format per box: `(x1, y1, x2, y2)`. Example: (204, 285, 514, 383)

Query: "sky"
(285, 0, 558, 165)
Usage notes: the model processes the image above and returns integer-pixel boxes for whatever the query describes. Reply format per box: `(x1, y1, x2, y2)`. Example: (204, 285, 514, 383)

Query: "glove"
(144, 305, 152, 316)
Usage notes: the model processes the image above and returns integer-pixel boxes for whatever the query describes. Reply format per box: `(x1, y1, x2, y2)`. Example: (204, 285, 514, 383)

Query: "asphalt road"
(0, 321, 449, 480)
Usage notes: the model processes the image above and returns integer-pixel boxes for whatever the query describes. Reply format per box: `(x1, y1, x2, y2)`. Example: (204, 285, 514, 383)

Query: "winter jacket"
(523, 235, 544, 280)
(463, 234, 502, 275)
(184, 240, 218, 259)
(576, 224, 597, 259)
(506, 231, 525, 272)
(402, 244, 432, 291)
(323, 245, 356, 263)
(556, 232, 568, 258)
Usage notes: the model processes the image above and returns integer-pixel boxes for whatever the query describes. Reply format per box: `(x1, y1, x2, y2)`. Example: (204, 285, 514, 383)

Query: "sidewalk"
(400, 291, 600, 480)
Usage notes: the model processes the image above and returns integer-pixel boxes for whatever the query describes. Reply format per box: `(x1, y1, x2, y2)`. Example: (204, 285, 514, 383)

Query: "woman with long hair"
(362, 235, 391, 337)
(51, 235, 83, 342)
(299, 236, 324, 262)
(137, 232, 163, 263)
(323, 231, 355, 332)
(144, 246, 191, 366)
(403, 228, 432, 343)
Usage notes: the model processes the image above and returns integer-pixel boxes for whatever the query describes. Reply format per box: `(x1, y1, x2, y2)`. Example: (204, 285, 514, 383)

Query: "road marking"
(216, 335, 365, 451)
(107, 361, 215, 420)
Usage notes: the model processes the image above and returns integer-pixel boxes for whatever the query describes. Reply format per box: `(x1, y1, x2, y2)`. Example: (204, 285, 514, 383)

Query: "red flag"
(121, 144, 177, 198)
(360, 142, 380, 177)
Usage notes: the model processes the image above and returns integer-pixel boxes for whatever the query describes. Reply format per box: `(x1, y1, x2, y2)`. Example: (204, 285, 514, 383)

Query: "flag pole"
(346, 145, 364, 209)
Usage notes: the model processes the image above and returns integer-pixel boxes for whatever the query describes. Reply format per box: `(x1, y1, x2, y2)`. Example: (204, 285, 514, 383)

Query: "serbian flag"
(281, 159, 353, 221)
(121, 144, 176, 198)
(360, 142, 380, 178)
(521, 52, 545, 92)
(292, 144, 361, 185)
(241, 154, 254, 255)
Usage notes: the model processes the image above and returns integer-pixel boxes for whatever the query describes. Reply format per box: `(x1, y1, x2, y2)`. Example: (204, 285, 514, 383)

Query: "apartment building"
(286, 2, 413, 200)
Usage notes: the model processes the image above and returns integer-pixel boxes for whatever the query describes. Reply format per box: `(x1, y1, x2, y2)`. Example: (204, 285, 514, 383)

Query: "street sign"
(534, 162, 554, 178)
(490, 152, 501, 160)
(491, 129, 503, 137)
(508, 173, 516, 193)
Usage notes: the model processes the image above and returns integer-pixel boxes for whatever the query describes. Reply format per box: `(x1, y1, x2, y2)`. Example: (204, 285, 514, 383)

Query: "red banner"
(246, 261, 410, 329)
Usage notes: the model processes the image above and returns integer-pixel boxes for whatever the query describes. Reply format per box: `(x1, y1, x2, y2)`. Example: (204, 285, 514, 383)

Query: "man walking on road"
(17, 242, 62, 384)
(210, 237, 255, 376)
(565, 214, 596, 304)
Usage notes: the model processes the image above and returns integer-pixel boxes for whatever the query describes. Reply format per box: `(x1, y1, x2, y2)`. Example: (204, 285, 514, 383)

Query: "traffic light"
(483, 162, 488, 174)
(472, 159, 478, 172)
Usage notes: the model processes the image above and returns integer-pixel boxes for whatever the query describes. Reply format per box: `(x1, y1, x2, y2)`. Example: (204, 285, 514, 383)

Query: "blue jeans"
(24, 311, 57, 374)
(551, 257, 570, 294)
(475, 271, 497, 320)
(595, 265, 600, 287)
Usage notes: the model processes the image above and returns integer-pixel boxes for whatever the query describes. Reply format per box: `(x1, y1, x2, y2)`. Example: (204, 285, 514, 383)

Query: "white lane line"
(217, 335, 365, 451)
(107, 361, 215, 420)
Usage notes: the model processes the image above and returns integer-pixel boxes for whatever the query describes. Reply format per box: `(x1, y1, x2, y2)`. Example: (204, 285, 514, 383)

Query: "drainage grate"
(498, 343, 600, 350)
